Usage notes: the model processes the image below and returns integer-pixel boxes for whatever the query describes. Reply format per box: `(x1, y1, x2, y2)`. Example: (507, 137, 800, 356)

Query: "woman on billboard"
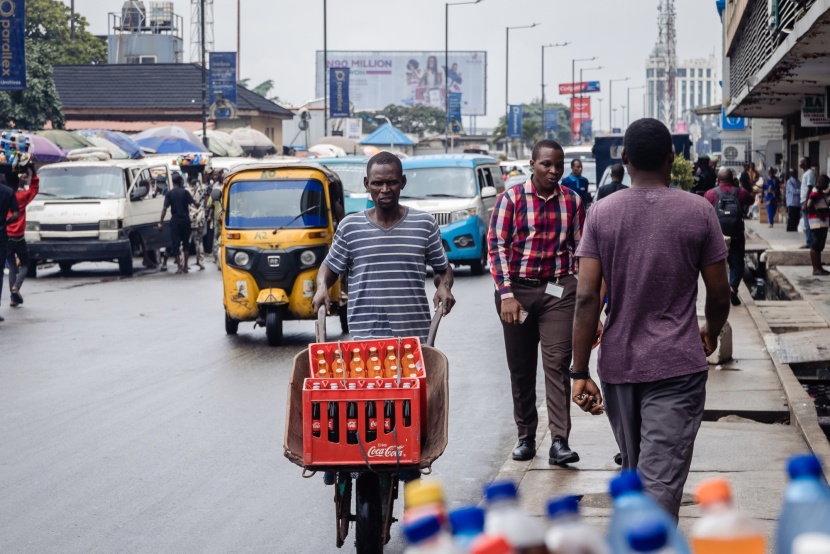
(419, 56, 445, 108)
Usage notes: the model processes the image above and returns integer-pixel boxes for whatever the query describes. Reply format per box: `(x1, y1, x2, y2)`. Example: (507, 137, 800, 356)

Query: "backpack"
(714, 186, 743, 237)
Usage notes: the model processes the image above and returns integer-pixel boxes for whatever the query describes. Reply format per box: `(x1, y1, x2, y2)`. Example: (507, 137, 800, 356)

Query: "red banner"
(570, 97, 591, 140)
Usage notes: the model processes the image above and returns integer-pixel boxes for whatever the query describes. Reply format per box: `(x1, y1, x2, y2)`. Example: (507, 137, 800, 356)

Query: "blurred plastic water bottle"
(776, 454, 830, 554)
(544, 495, 609, 554)
(404, 514, 463, 554)
(627, 520, 677, 553)
(607, 471, 690, 554)
(471, 535, 515, 554)
(690, 478, 765, 554)
(448, 506, 486, 552)
(483, 480, 547, 554)
(792, 533, 830, 554)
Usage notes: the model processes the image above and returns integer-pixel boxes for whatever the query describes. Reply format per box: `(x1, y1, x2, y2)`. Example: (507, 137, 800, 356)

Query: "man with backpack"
(705, 168, 754, 306)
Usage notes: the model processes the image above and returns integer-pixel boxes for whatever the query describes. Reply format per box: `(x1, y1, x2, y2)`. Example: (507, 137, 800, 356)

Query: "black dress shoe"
(730, 290, 741, 306)
(549, 439, 579, 465)
(511, 439, 536, 461)
(614, 452, 623, 466)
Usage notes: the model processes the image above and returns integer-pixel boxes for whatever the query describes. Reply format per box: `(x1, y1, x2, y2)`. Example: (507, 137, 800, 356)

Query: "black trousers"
(169, 219, 191, 258)
(787, 206, 801, 231)
(0, 233, 6, 302)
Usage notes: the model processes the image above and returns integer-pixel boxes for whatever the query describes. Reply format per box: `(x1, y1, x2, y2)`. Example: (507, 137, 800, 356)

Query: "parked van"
(25, 159, 174, 276)
(400, 154, 503, 275)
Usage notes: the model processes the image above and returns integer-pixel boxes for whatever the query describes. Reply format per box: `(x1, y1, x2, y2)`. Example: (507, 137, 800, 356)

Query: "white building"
(646, 55, 719, 121)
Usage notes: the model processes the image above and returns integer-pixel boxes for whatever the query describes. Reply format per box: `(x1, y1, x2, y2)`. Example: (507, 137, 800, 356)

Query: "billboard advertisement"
(544, 109, 558, 139)
(570, 98, 591, 141)
(0, 0, 26, 90)
(317, 51, 487, 116)
(508, 105, 523, 139)
(209, 52, 237, 119)
(558, 81, 600, 95)
(448, 92, 463, 133)
(329, 67, 351, 118)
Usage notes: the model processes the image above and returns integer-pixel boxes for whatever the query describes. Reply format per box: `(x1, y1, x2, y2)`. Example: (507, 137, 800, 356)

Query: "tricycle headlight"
(99, 219, 119, 231)
(233, 251, 250, 266)
(450, 208, 477, 223)
(26, 221, 40, 232)
(300, 250, 317, 266)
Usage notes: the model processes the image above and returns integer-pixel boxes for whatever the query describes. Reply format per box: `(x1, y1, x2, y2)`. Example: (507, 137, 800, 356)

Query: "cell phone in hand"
(518, 310, 528, 324)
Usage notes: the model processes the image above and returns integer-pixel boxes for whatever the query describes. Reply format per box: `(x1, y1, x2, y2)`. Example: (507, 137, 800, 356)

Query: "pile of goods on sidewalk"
(301, 338, 427, 466)
(401, 453, 830, 554)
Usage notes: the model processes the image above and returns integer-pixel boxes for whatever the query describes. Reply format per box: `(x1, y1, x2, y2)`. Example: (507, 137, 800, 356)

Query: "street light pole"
(608, 77, 629, 133)
(506, 22, 539, 156)
(445, 0, 484, 153)
(541, 42, 570, 125)
(570, 56, 597, 141)
(626, 85, 645, 129)
(237, 0, 241, 82)
(597, 98, 603, 132)
(323, 0, 328, 138)
(200, 0, 208, 148)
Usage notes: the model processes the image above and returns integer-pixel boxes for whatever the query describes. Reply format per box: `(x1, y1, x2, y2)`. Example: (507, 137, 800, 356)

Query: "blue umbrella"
(133, 125, 208, 154)
(76, 129, 144, 159)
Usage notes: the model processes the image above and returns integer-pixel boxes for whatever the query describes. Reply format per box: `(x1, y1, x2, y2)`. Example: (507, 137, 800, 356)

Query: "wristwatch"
(569, 368, 591, 380)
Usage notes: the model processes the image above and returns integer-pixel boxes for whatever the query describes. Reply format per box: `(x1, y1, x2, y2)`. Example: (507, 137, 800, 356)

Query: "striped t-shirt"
(323, 208, 449, 341)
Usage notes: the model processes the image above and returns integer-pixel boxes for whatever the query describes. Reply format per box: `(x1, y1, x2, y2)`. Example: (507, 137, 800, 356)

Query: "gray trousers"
(601, 371, 707, 519)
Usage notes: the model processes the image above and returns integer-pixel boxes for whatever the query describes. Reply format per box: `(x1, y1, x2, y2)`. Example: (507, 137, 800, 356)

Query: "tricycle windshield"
(400, 167, 476, 199)
(37, 166, 127, 200)
(324, 164, 366, 195)
(226, 179, 328, 229)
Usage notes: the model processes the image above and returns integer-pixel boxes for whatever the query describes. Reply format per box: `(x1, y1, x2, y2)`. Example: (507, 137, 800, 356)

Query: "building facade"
(646, 55, 720, 122)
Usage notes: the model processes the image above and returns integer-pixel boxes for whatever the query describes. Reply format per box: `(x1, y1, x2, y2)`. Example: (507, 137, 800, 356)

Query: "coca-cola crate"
(301, 377, 422, 467)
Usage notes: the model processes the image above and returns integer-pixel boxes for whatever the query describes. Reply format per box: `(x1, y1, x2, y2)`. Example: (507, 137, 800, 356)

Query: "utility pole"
(200, 0, 208, 148)
(237, 0, 241, 82)
(323, 0, 328, 138)
(71, 0, 75, 40)
(541, 42, 569, 134)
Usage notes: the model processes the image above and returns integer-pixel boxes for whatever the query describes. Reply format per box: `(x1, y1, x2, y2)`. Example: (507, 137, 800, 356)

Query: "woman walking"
(763, 168, 781, 228)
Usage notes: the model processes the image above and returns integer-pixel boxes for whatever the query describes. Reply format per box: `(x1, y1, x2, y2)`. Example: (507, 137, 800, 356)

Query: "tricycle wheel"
(265, 308, 283, 346)
(355, 473, 383, 554)
(224, 311, 238, 335)
(339, 307, 349, 334)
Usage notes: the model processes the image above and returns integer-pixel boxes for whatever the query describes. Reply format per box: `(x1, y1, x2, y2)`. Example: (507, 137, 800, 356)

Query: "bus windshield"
(226, 179, 328, 229)
(37, 166, 127, 200)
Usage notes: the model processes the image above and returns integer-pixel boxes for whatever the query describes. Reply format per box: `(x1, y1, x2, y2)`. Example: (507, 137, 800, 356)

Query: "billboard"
(329, 67, 350, 118)
(558, 81, 600, 95)
(209, 52, 237, 119)
(0, 0, 26, 90)
(448, 92, 463, 133)
(317, 51, 487, 115)
(508, 105, 523, 139)
(570, 98, 591, 142)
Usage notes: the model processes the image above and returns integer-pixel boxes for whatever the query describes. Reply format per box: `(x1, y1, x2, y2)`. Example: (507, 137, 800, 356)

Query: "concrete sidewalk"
(494, 218, 830, 540)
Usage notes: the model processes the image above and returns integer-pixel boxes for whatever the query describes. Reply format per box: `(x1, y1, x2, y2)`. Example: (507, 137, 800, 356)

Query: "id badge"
(545, 282, 564, 298)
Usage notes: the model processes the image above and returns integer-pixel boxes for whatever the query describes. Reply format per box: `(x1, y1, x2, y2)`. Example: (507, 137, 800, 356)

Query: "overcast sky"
(73, 0, 723, 129)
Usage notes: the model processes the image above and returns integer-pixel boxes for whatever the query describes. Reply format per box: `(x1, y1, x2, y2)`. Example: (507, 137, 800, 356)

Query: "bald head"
(718, 167, 734, 184)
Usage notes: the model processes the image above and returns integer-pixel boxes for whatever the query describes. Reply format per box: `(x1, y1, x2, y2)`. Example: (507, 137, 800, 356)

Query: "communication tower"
(653, 0, 677, 130)
(190, 0, 214, 64)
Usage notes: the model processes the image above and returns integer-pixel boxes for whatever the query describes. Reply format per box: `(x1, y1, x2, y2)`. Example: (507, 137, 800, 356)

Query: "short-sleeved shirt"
(575, 187, 728, 384)
(802, 169, 816, 203)
(807, 190, 830, 229)
(323, 207, 448, 341)
(186, 183, 207, 227)
(0, 183, 19, 235)
(764, 178, 780, 204)
(164, 187, 195, 222)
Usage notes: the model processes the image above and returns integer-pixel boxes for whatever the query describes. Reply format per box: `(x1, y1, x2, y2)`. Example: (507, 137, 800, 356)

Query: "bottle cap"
(367, 383, 375, 389)
(448, 505, 485, 535)
(546, 495, 580, 519)
(331, 384, 339, 390)
(787, 454, 823, 479)
(627, 520, 668, 553)
(695, 478, 732, 506)
(384, 383, 392, 389)
(312, 383, 321, 390)
(610, 470, 643, 499)
(484, 480, 518, 502)
(403, 382, 411, 389)
(348, 383, 356, 389)
(470, 535, 512, 554)
(404, 480, 444, 509)
(403, 514, 441, 544)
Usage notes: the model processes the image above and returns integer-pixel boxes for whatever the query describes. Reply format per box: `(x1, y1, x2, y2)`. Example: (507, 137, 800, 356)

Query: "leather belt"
(513, 276, 561, 287)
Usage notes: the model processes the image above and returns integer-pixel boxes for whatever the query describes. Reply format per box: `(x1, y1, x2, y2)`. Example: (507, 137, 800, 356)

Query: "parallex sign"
(800, 92, 830, 127)
(0, 0, 25, 90)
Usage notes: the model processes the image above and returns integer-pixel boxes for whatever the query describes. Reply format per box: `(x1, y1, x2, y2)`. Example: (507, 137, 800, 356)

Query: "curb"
(739, 282, 830, 481)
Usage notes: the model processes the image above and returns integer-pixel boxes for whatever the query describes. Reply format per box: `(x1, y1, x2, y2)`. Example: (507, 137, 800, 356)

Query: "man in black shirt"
(158, 174, 196, 274)
(0, 177, 20, 321)
(594, 164, 628, 202)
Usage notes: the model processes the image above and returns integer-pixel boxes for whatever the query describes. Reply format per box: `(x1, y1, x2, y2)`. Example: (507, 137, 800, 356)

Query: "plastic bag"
(798, 216, 805, 233)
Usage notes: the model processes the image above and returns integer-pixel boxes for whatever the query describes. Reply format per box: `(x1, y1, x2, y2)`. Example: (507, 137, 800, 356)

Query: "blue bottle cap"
(627, 520, 669, 552)
(403, 514, 442, 544)
(448, 506, 485, 535)
(484, 480, 518, 502)
(610, 470, 643, 498)
(787, 454, 823, 479)
(546, 495, 580, 519)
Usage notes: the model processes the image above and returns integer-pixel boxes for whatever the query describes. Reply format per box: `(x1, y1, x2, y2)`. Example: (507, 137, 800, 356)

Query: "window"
(126, 55, 157, 64)
(38, 166, 127, 200)
(676, 68, 687, 77)
(698, 81, 704, 107)
(698, 68, 703, 78)
(682, 81, 687, 110)
(648, 81, 655, 117)
(226, 179, 328, 229)
(402, 167, 477, 199)
(706, 82, 712, 106)
(647, 68, 655, 78)
(707, 68, 712, 78)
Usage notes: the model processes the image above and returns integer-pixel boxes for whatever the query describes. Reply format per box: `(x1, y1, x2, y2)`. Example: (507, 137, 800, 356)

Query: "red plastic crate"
(301, 377, 422, 467)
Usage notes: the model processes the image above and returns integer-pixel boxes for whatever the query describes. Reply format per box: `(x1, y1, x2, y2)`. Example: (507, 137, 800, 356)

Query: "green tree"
(0, 43, 64, 129)
(361, 105, 446, 138)
(671, 155, 696, 191)
(26, 0, 107, 65)
(492, 101, 573, 152)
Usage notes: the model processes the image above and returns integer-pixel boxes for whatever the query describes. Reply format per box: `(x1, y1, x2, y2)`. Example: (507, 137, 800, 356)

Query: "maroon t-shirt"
(576, 187, 728, 384)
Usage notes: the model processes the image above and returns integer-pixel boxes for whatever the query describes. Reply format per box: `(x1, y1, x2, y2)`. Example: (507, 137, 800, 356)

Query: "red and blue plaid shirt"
(488, 179, 585, 299)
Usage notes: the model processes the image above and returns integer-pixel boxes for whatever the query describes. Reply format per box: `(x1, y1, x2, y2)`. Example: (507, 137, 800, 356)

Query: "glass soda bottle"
(368, 346, 379, 360)
(328, 383, 340, 443)
(371, 364, 384, 379)
(366, 383, 377, 442)
(407, 363, 419, 378)
(388, 364, 399, 379)
(350, 356, 366, 379)
(317, 359, 330, 379)
(346, 383, 358, 444)
(316, 349, 328, 370)
(403, 382, 412, 427)
(384, 383, 396, 433)
(311, 383, 321, 438)
(385, 346, 398, 370)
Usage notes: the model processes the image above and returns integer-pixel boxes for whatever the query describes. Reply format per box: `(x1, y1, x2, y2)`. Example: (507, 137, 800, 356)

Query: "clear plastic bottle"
(404, 480, 448, 527)
(544, 495, 609, 554)
(607, 471, 689, 554)
(448, 505, 485, 552)
(690, 478, 765, 554)
(627, 520, 676, 553)
(793, 533, 830, 554)
(776, 454, 830, 554)
(483, 480, 547, 554)
(404, 514, 462, 554)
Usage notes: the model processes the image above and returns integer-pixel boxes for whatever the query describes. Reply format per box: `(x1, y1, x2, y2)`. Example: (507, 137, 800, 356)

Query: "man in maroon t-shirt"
(571, 118, 731, 519)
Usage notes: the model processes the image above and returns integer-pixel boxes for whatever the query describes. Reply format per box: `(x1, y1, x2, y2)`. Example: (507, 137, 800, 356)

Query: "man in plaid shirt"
(488, 139, 587, 465)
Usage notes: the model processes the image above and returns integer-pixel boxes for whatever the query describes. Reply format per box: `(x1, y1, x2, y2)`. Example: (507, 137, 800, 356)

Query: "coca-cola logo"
(369, 421, 378, 430)
(347, 421, 357, 431)
(312, 422, 321, 430)
(367, 444, 405, 458)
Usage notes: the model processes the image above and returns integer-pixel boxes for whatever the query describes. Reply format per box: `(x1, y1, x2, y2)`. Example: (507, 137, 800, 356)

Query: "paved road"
(1, 260, 532, 553)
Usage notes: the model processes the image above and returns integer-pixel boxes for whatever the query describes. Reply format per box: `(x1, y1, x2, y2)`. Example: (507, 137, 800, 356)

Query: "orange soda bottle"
(350, 356, 366, 379)
(387, 364, 399, 379)
(317, 359, 330, 379)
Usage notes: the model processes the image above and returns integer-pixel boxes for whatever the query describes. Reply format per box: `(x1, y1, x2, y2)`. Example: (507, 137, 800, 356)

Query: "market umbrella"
(229, 127, 277, 158)
(35, 129, 94, 152)
(81, 136, 130, 159)
(194, 129, 244, 157)
(27, 134, 67, 163)
(75, 129, 144, 159)
(308, 144, 347, 158)
(312, 136, 361, 155)
(133, 125, 208, 154)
